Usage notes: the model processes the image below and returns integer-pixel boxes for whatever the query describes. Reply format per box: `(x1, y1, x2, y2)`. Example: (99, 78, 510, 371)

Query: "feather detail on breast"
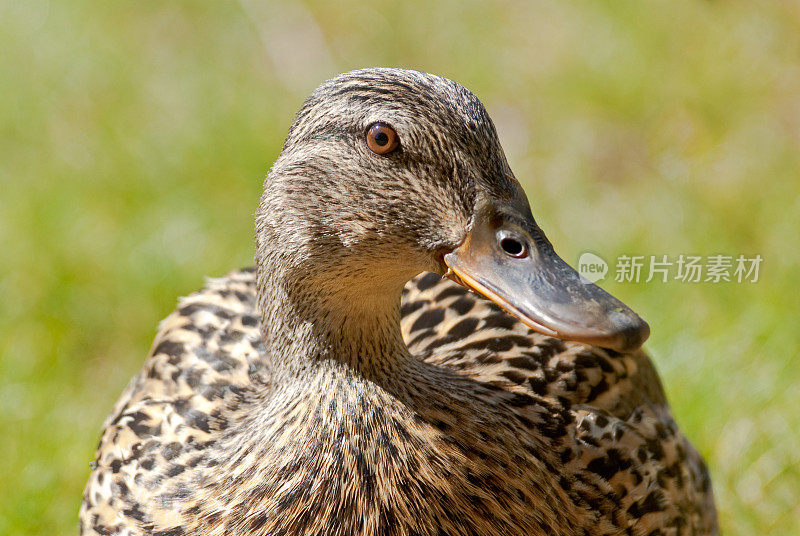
(82, 269, 716, 536)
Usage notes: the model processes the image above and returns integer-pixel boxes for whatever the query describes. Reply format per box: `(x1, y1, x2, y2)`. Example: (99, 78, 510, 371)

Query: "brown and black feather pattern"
(81, 270, 716, 535)
(81, 68, 717, 536)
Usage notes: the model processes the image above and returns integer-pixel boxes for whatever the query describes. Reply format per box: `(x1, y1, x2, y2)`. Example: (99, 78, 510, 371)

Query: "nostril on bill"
(499, 237, 527, 258)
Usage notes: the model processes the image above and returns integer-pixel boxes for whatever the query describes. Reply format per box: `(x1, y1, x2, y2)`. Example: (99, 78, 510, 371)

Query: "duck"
(80, 68, 718, 536)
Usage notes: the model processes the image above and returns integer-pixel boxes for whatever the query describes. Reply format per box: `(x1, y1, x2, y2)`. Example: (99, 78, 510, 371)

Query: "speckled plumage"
(81, 69, 717, 535)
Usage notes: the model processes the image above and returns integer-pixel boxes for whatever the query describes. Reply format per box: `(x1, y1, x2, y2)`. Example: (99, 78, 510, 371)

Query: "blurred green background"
(1, 0, 798, 534)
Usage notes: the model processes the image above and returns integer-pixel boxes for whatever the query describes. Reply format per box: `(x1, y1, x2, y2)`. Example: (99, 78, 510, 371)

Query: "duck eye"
(366, 123, 399, 155)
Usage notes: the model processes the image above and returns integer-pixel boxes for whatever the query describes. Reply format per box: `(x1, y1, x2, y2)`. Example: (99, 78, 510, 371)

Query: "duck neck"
(255, 260, 415, 384)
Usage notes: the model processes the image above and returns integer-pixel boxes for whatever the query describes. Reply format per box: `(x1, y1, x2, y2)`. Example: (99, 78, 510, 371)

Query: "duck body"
(81, 271, 715, 535)
(81, 69, 717, 535)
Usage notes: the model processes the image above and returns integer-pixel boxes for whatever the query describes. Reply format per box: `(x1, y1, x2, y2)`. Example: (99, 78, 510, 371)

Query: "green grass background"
(1, 0, 798, 533)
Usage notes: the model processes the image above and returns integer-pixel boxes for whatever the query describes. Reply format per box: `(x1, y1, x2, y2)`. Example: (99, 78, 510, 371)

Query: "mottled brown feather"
(82, 271, 716, 535)
(81, 69, 717, 536)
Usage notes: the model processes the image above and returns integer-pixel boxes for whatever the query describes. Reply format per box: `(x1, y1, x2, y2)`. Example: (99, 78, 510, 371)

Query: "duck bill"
(443, 203, 650, 353)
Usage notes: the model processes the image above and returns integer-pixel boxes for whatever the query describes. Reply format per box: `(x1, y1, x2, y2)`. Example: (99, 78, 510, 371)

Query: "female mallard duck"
(81, 68, 717, 535)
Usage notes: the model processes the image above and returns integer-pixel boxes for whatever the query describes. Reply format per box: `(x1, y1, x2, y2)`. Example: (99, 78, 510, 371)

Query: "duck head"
(256, 68, 649, 353)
